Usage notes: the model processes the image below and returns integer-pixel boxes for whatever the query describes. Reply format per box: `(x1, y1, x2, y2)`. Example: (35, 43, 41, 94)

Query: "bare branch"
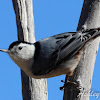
(63, 0, 100, 100)
(12, 0, 48, 100)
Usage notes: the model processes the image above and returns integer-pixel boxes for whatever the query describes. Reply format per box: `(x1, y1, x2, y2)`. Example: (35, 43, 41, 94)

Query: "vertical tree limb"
(63, 0, 100, 100)
(12, 0, 48, 100)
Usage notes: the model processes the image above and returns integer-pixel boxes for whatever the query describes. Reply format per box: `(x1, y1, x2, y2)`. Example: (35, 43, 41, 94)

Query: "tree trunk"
(12, 0, 48, 100)
(63, 0, 100, 100)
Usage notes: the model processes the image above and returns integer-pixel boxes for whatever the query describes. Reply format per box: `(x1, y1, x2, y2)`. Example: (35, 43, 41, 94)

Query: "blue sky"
(0, 0, 100, 100)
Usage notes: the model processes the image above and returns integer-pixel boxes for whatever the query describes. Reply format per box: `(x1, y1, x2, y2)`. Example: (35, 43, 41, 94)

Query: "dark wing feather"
(34, 29, 99, 75)
(48, 32, 83, 70)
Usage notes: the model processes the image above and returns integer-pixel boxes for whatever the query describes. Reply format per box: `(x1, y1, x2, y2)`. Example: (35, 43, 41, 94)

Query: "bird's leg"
(60, 75, 69, 90)
(67, 70, 74, 76)
(60, 70, 74, 90)
(60, 70, 84, 91)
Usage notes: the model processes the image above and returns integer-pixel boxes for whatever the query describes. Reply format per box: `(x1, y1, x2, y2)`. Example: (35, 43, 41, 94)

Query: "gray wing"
(33, 29, 99, 75)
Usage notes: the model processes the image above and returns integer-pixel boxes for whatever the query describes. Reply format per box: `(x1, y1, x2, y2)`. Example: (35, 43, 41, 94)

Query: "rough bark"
(12, 0, 48, 100)
(63, 0, 100, 100)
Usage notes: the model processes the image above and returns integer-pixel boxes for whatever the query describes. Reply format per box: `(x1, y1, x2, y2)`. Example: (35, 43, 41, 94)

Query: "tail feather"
(81, 27, 100, 40)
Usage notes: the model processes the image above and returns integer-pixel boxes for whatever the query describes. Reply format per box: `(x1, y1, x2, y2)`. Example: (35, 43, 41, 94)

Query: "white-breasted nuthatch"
(0, 27, 100, 79)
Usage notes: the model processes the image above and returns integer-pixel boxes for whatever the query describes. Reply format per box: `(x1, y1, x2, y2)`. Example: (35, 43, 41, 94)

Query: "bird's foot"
(60, 80, 84, 91)
(60, 80, 77, 90)
(60, 80, 65, 90)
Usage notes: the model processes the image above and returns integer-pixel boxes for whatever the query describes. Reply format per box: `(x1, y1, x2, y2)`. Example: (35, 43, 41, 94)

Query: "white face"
(0, 42, 36, 77)
(9, 43, 35, 62)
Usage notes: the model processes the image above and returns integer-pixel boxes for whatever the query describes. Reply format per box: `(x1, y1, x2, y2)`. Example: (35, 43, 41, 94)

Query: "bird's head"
(0, 41, 35, 66)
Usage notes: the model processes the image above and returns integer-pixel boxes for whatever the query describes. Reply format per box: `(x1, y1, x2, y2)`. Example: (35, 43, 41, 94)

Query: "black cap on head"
(8, 41, 32, 50)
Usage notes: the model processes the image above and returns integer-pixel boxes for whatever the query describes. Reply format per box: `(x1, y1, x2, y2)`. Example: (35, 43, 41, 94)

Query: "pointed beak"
(0, 49, 10, 53)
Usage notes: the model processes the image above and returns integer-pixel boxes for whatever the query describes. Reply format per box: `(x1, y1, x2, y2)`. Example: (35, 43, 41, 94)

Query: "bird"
(0, 27, 100, 79)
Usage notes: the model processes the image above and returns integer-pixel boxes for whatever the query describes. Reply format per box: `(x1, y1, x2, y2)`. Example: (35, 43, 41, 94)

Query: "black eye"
(18, 46, 23, 50)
